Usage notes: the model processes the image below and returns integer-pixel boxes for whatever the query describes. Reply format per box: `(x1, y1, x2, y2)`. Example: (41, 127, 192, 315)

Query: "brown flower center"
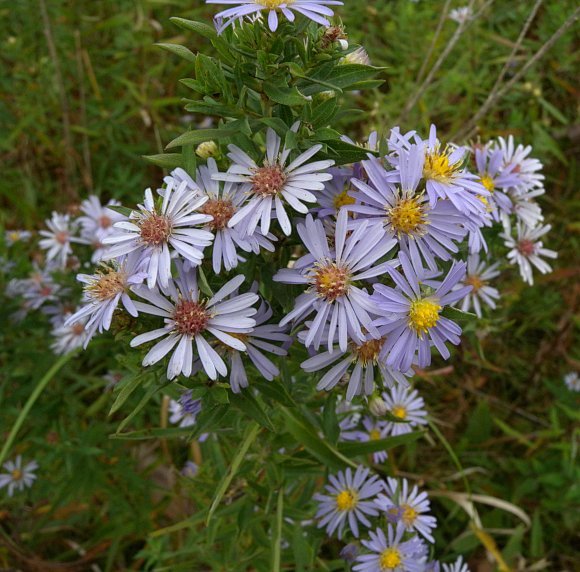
(87, 269, 127, 301)
(465, 274, 484, 292)
(173, 300, 210, 337)
(55, 231, 69, 245)
(313, 263, 351, 302)
(139, 214, 172, 246)
(354, 338, 383, 365)
(517, 239, 536, 257)
(72, 323, 85, 336)
(251, 164, 287, 197)
(99, 215, 112, 228)
(11, 469, 23, 481)
(201, 199, 236, 231)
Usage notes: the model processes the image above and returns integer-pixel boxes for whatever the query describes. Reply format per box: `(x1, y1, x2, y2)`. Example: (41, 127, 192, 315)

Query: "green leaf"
(107, 205, 133, 217)
(207, 422, 261, 524)
(259, 117, 290, 137)
(143, 153, 184, 170)
(231, 392, 275, 432)
(321, 139, 376, 165)
(338, 431, 424, 456)
(166, 126, 239, 150)
(109, 374, 145, 415)
(170, 17, 218, 41)
(280, 407, 356, 470)
(116, 381, 162, 433)
(264, 83, 309, 107)
(155, 43, 196, 64)
(443, 306, 477, 322)
(271, 490, 283, 572)
(311, 97, 338, 128)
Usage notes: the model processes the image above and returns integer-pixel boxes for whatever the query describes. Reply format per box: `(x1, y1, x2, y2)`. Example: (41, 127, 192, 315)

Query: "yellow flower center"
(480, 174, 495, 193)
(11, 469, 23, 481)
(423, 149, 460, 182)
(86, 268, 128, 302)
(333, 188, 356, 210)
(336, 489, 358, 511)
(392, 405, 407, 420)
(465, 274, 484, 293)
(312, 262, 351, 302)
(401, 504, 418, 526)
(9, 231, 21, 241)
(354, 338, 383, 365)
(369, 428, 381, 440)
(379, 547, 402, 570)
(257, 0, 292, 7)
(408, 298, 441, 334)
(387, 197, 426, 235)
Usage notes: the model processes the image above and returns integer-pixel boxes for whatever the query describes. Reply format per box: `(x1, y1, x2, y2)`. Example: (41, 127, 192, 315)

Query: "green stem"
(0, 351, 76, 466)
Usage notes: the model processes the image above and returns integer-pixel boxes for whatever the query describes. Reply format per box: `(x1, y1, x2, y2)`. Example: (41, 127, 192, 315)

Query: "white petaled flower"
(448, 6, 472, 24)
(169, 390, 203, 427)
(340, 416, 391, 463)
(507, 188, 544, 228)
(213, 127, 334, 237)
(351, 147, 468, 273)
(354, 523, 425, 572)
(376, 477, 437, 543)
(102, 182, 214, 289)
(78, 195, 123, 237)
(167, 161, 276, 274)
(457, 253, 500, 318)
(0, 456, 38, 497)
(501, 221, 557, 285)
(382, 385, 428, 436)
(442, 556, 470, 572)
(564, 372, 580, 392)
(130, 268, 258, 380)
(275, 209, 396, 352)
(316, 167, 356, 219)
(313, 465, 383, 538)
(39, 212, 84, 269)
(495, 135, 545, 194)
(5, 230, 32, 245)
(302, 334, 413, 401)
(6, 265, 65, 312)
(207, 0, 343, 33)
(51, 312, 88, 355)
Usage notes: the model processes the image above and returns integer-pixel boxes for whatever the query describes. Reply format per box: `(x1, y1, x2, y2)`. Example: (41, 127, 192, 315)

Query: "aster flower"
(507, 188, 544, 228)
(0, 456, 38, 497)
(39, 212, 84, 269)
(419, 125, 488, 216)
(168, 160, 276, 274)
(207, 0, 343, 33)
(65, 253, 148, 346)
(341, 416, 391, 463)
(51, 313, 88, 355)
(78, 195, 123, 237)
(351, 147, 467, 273)
(6, 266, 64, 312)
(102, 181, 214, 289)
(564, 372, 580, 392)
(275, 209, 396, 352)
(442, 556, 470, 572)
(5, 230, 32, 245)
(448, 6, 472, 24)
(372, 252, 471, 371)
(314, 465, 383, 538)
(354, 524, 425, 572)
(495, 135, 545, 194)
(501, 221, 557, 285)
(213, 127, 334, 237)
(130, 268, 258, 380)
(376, 478, 437, 543)
(316, 167, 356, 219)
(302, 333, 413, 401)
(182, 461, 199, 478)
(169, 390, 203, 427)
(382, 386, 428, 436)
(457, 253, 500, 318)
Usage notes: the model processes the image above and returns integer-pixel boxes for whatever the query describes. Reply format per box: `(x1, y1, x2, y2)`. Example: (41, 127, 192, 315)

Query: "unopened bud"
(369, 395, 387, 417)
(342, 47, 371, 66)
(339, 543, 358, 562)
(196, 140, 219, 159)
(339, 39, 349, 51)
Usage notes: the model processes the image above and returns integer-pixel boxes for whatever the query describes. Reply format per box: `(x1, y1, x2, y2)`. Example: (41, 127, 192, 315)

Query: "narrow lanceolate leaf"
(155, 43, 197, 64)
(109, 374, 146, 415)
(207, 422, 261, 525)
(143, 153, 184, 170)
(280, 407, 357, 470)
(231, 391, 275, 432)
(338, 431, 425, 457)
(107, 205, 134, 217)
(271, 489, 284, 572)
(170, 17, 218, 41)
(166, 126, 239, 149)
(263, 82, 309, 107)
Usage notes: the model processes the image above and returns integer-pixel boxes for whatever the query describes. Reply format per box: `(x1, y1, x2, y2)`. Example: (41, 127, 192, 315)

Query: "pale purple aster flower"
(167, 160, 276, 274)
(341, 416, 391, 463)
(130, 268, 258, 380)
(354, 524, 425, 572)
(495, 135, 545, 194)
(448, 6, 472, 24)
(5, 230, 32, 245)
(313, 465, 383, 538)
(182, 460, 199, 478)
(39, 212, 84, 269)
(65, 252, 148, 346)
(501, 221, 557, 285)
(372, 252, 471, 371)
(169, 390, 202, 427)
(316, 167, 356, 219)
(0, 456, 38, 497)
(376, 477, 437, 543)
(78, 195, 123, 238)
(102, 182, 214, 289)
(507, 188, 544, 228)
(51, 313, 88, 354)
(301, 334, 413, 401)
(340, 543, 359, 562)
(457, 253, 500, 318)
(275, 209, 396, 352)
(464, 211, 492, 254)
(213, 127, 334, 237)
(6, 266, 64, 312)
(382, 385, 427, 436)
(350, 146, 467, 273)
(564, 372, 580, 392)
(207, 0, 343, 33)
(387, 127, 417, 155)
(420, 125, 489, 216)
(442, 556, 470, 572)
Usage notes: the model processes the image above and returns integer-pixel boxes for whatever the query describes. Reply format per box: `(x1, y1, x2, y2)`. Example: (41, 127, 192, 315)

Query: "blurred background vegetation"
(1, 0, 578, 570)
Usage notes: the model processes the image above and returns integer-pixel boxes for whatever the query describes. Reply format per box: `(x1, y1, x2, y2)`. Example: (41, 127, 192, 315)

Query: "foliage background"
(1, 0, 578, 570)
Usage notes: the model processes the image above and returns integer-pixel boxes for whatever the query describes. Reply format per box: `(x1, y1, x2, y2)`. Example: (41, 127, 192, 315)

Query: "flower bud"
(368, 395, 387, 417)
(196, 140, 219, 159)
